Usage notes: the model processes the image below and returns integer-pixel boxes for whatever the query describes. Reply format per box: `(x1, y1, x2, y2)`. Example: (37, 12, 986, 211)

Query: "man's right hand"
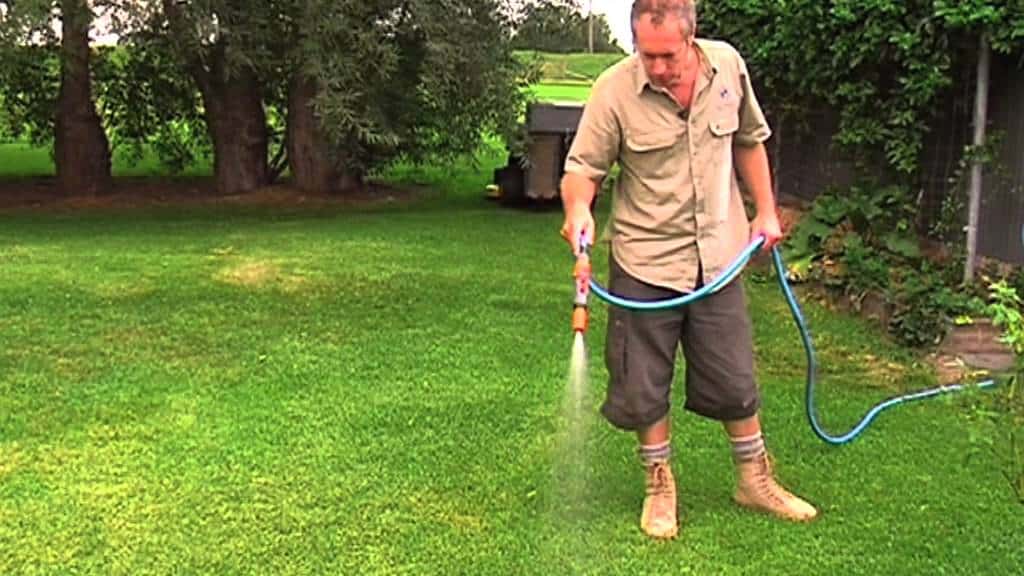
(560, 206, 596, 256)
(560, 172, 600, 256)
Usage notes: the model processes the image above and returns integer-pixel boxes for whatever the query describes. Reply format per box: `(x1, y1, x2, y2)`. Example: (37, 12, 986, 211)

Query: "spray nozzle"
(572, 229, 592, 333)
(576, 229, 591, 258)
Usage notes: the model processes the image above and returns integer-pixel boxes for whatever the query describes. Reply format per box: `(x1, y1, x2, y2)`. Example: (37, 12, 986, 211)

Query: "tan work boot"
(640, 460, 678, 539)
(733, 454, 818, 522)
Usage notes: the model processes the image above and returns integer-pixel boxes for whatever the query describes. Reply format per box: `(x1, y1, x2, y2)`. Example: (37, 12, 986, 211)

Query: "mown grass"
(0, 146, 1021, 573)
(528, 83, 593, 103)
(516, 50, 624, 83)
(0, 141, 213, 179)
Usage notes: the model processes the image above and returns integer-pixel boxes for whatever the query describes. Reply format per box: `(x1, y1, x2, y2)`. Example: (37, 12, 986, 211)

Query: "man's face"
(634, 14, 690, 89)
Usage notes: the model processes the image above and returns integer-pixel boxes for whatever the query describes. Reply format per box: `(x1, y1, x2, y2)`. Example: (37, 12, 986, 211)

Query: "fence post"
(964, 34, 991, 284)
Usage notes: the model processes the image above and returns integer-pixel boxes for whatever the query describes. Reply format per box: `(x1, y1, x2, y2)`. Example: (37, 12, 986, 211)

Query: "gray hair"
(630, 0, 697, 40)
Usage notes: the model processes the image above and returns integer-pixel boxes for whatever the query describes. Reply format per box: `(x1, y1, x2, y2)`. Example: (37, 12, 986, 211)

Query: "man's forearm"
(561, 172, 598, 214)
(734, 143, 775, 215)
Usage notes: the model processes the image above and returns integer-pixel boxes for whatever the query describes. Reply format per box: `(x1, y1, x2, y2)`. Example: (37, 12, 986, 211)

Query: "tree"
(280, 0, 398, 194)
(0, 0, 111, 194)
(114, 0, 527, 196)
(55, 0, 111, 194)
(511, 0, 621, 53)
(281, 0, 529, 194)
(153, 0, 272, 195)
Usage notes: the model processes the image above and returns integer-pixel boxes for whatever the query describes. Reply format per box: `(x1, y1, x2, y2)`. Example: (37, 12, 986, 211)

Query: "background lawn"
(0, 153, 1021, 574)
(529, 82, 592, 103)
(0, 142, 213, 180)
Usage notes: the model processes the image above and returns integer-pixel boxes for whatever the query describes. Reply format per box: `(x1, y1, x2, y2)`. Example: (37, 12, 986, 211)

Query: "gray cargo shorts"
(601, 257, 760, 430)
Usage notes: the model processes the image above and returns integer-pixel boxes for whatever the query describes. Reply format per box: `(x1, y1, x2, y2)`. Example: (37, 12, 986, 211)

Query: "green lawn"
(529, 83, 592, 103)
(0, 142, 212, 179)
(0, 153, 1020, 573)
(516, 51, 624, 83)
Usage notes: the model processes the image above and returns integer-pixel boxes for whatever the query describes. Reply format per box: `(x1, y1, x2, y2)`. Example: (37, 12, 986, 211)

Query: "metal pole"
(965, 34, 991, 284)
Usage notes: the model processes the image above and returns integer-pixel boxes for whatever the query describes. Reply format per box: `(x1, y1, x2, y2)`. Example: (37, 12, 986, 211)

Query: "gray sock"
(639, 440, 671, 465)
(730, 432, 766, 463)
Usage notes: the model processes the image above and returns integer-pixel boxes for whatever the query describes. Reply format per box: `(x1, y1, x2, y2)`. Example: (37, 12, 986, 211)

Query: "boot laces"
(646, 462, 673, 497)
(752, 457, 793, 506)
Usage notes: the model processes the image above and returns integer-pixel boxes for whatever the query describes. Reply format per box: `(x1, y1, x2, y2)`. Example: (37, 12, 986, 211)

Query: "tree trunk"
(201, 68, 269, 195)
(159, 0, 268, 195)
(287, 75, 336, 193)
(54, 0, 111, 196)
(286, 75, 362, 194)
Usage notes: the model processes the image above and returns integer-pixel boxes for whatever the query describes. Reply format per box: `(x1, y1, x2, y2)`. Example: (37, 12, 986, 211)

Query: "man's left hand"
(750, 210, 784, 251)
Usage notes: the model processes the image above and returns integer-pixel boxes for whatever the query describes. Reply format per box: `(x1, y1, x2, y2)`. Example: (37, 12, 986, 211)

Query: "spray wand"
(571, 231, 591, 334)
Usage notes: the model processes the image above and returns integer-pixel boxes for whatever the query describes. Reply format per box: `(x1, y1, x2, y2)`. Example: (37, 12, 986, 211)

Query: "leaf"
(885, 233, 921, 259)
(786, 255, 815, 282)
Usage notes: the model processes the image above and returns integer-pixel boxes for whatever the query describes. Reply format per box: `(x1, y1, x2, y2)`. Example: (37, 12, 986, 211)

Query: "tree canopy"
(511, 0, 622, 54)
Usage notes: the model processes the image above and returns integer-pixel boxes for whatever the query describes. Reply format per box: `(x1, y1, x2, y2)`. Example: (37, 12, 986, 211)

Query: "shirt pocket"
(709, 112, 740, 138)
(707, 108, 740, 172)
(623, 128, 682, 184)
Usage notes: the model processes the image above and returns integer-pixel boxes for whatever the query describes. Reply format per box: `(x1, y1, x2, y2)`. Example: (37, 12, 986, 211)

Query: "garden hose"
(581, 235, 1000, 445)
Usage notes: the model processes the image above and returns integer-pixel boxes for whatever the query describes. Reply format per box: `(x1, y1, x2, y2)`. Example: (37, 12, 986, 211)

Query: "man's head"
(630, 0, 697, 89)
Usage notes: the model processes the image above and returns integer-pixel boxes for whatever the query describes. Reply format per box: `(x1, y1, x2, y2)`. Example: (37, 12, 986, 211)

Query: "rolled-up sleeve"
(734, 53, 772, 146)
(564, 80, 621, 182)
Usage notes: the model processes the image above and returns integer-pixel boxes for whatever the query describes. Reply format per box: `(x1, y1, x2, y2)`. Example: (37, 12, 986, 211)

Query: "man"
(559, 0, 818, 539)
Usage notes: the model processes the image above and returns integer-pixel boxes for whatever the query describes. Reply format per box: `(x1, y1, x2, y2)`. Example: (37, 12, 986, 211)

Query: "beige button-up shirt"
(564, 39, 771, 292)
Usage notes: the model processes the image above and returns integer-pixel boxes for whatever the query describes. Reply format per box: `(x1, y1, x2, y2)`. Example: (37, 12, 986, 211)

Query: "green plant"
(990, 280, 1024, 356)
(930, 133, 1013, 250)
(981, 280, 1024, 502)
(888, 264, 975, 347)
(701, 1, 1024, 182)
(784, 183, 986, 347)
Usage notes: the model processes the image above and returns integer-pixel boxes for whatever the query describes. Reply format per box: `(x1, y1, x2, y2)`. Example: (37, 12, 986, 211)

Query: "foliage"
(0, 95, 9, 142)
(964, 281, 1024, 503)
(123, 0, 531, 180)
(990, 280, 1024, 356)
(0, 46, 60, 148)
(699, 0, 1024, 182)
(93, 45, 210, 174)
(929, 132, 1014, 248)
(510, 0, 622, 54)
(0, 0, 58, 46)
(784, 183, 985, 347)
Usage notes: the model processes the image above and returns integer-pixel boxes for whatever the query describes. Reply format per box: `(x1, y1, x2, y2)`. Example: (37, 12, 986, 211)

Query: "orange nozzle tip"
(571, 307, 589, 333)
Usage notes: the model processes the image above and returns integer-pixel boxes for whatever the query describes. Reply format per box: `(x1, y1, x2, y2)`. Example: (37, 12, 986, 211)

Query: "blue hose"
(586, 236, 1001, 445)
